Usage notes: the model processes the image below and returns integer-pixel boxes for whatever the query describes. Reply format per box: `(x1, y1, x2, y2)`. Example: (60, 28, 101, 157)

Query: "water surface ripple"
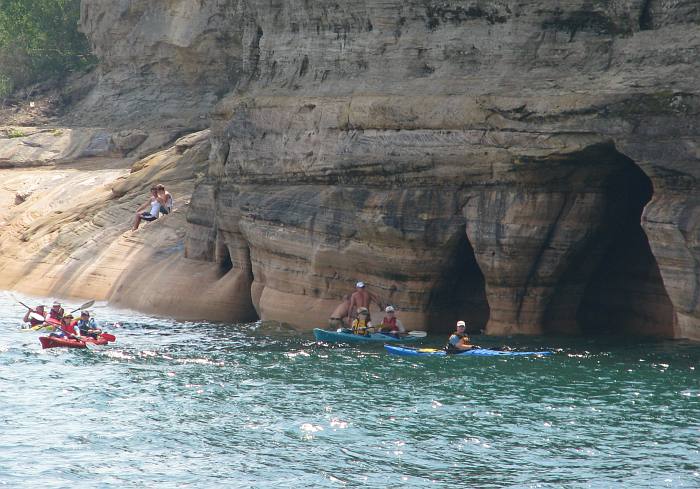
(0, 295, 697, 487)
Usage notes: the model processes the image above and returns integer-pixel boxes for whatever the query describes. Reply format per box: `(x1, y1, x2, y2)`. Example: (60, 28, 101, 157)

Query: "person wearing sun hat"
(351, 307, 374, 336)
(49, 313, 80, 340)
(445, 320, 475, 353)
(347, 281, 384, 324)
(378, 305, 406, 336)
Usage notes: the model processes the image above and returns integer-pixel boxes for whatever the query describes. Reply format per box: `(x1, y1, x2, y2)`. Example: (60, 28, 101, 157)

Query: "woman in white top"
(132, 187, 161, 230)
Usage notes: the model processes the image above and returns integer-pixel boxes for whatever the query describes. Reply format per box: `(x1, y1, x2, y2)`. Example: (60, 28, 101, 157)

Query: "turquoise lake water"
(0, 294, 698, 488)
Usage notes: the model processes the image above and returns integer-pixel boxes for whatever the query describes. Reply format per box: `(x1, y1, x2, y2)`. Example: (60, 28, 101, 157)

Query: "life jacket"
(49, 307, 64, 320)
(445, 332, 467, 351)
(351, 318, 370, 335)
(381, 316, 398, 332)
(60, 320, 78, 336)
(77, 318, 96, 336)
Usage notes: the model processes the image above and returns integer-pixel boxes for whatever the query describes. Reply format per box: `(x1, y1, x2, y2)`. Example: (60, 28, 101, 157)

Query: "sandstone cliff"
(1, 1, 698, 340)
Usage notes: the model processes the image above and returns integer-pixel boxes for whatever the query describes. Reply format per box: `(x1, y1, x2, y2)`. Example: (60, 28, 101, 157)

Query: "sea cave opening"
(546, 150, 675, 338)
(427, 232, 490, 334)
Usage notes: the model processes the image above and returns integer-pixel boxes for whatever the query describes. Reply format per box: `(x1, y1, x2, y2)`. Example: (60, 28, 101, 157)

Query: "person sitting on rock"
(76, 311, 102, 339)
(132, 186, 162, 231)
(378, 305, 406, 337)
(155, 184, 173, 215)
(347, 282, 383, 324)
(351, 307, 374, 336)
(23, 304, 46, 326)
(445, 321, 475, 353)
(48, 302, 64, 321)
(329, 295, 351, 330)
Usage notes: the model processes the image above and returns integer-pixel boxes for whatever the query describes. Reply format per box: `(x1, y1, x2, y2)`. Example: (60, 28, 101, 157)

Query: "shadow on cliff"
(544, 148, 675, 338)
(426, 233, 489, 334)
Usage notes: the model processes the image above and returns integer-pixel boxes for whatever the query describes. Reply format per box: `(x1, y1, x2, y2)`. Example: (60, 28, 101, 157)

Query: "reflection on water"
(0, 293, 698, 488)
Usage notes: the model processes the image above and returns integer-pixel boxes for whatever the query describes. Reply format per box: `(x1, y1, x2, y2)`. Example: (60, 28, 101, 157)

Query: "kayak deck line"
(384, 344, 553, 357)
(38, 334, 115, 349)
(313, 328, 421, 344)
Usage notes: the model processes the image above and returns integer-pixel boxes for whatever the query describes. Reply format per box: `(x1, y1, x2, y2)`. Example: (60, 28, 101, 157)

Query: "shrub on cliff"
(0, 0, 95, 99)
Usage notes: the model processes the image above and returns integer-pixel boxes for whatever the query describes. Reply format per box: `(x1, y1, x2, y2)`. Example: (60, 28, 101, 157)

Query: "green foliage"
(7, 127, 26, 138)
(0, 73, 12, 99)
(0, 0, 96, 90)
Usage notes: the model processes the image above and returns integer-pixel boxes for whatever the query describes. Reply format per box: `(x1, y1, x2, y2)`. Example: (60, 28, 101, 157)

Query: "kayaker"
(48, 302, 64, 321)
(351, 307, 374, 336)
(76, 311, 102, 339)
(22, 304, 46, 326)
(378, 305, 406, 337)
(445, 321, 475, 353)
(347, 282, 384, 323)
(50, 314, 81, 340)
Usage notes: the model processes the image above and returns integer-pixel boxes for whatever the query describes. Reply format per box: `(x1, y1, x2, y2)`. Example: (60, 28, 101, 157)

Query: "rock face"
(73, 1, 700, 339)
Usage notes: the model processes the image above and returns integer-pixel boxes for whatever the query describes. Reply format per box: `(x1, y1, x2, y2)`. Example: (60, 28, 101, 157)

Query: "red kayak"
(39, 334, 115, 349)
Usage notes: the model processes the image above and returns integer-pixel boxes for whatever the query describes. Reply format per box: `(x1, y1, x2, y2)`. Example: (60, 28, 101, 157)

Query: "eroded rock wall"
(77, 1, 700, 338)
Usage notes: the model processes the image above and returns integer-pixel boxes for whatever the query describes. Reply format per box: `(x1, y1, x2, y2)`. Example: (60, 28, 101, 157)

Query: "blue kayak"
(314, 328, 420, 344)
(384, 345, 552, 357)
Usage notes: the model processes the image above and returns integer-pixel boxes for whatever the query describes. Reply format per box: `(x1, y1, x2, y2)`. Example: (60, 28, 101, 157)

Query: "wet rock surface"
(165, 1, 698, 338)
(1, 1, 697, 338)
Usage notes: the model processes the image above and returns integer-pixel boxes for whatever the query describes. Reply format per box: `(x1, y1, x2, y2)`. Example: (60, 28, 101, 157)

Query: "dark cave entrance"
(577, 158, 675, 337)
(216, 237, 234, 275)
(427, 233, 490, 334)
(546, 150, 675, 337)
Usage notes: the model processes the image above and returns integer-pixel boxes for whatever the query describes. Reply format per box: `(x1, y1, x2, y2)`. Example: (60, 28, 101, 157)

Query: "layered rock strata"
(168, 1, 699, 338)
(7, 1, 695, 338)
(0, 130, 249, 322)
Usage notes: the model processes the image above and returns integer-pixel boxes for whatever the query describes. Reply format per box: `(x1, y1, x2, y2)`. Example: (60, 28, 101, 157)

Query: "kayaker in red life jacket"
(445, 321, 475, 353)
(48, 302, 64, 321)
(22, 304, 46, 326)
(378, 305, 406, 337)
(50, 314, 81, 340)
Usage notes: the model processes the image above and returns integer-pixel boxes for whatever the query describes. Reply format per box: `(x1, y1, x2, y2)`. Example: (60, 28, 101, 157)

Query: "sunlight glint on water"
(0, 294, 698, 488)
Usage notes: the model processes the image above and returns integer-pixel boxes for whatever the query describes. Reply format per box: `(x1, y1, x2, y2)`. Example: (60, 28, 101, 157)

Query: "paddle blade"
(29, 312, 45, 322)
(100, 333, 116, 342)
(70, 300, 95, 313)
(407, 331, 427, 337)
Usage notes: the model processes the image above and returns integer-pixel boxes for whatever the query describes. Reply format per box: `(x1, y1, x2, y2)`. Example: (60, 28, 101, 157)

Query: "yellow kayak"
(20, 323, 56, 332)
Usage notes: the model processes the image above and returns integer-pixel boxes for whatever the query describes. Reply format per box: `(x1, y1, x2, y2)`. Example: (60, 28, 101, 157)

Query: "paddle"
(28, 312, 45, 322)
(70, 300, 95, 314)
(407, 331, 427, 338)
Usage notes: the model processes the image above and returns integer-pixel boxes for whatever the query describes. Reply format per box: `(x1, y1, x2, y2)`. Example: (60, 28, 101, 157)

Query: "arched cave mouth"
(218, 243, 233, 275)
(427, 234, 490, 334)
(546, 150, 675, 338)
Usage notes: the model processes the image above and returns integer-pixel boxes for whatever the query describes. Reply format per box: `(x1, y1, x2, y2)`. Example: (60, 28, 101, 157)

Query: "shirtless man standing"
(346, 282, 383, 323)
